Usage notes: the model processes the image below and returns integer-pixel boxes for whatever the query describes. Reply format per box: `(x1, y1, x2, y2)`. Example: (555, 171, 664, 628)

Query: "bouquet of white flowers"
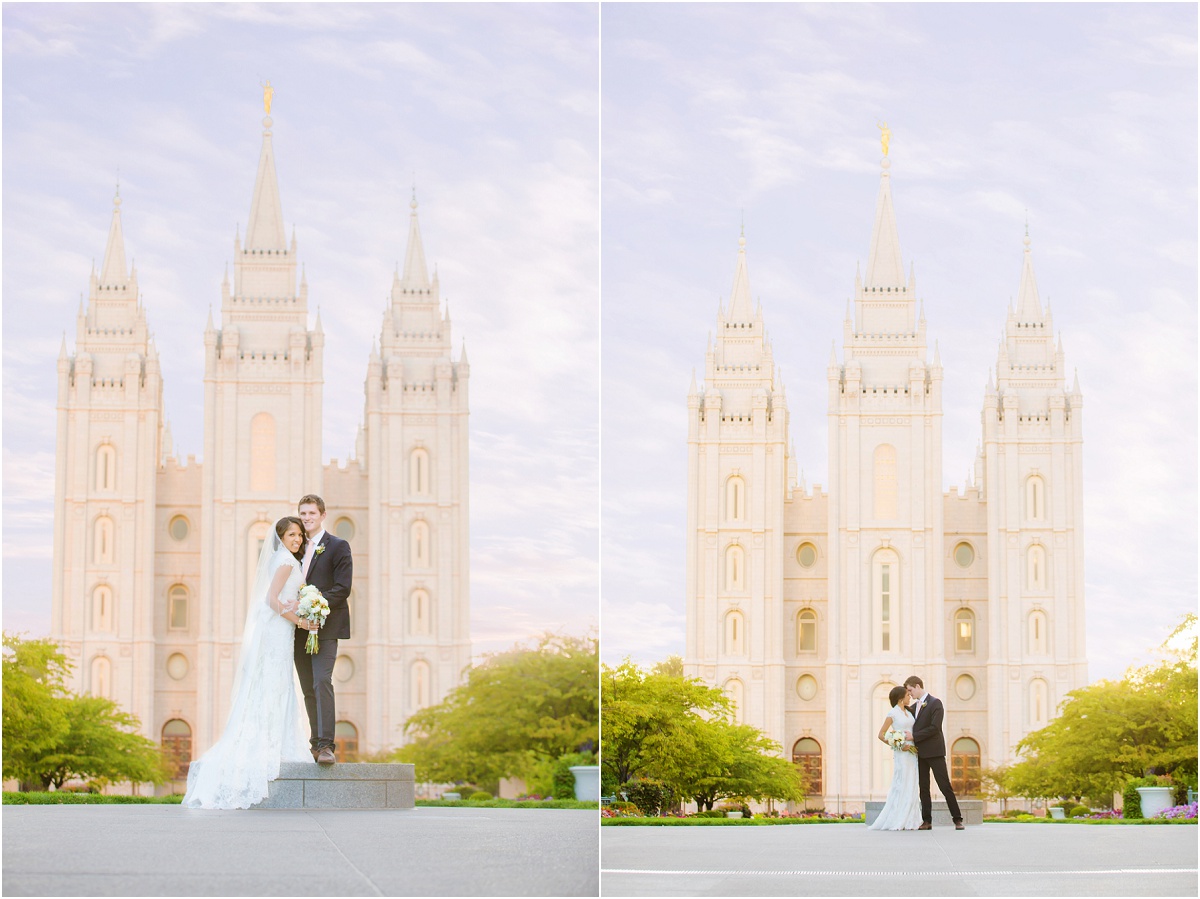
(296, 584, 330, 654)
(884, 729, 906, 751)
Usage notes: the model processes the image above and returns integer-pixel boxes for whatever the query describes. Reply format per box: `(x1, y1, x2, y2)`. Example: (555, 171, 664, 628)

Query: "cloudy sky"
(601, 4, 1197, 683)
(2, 3, 599, 656)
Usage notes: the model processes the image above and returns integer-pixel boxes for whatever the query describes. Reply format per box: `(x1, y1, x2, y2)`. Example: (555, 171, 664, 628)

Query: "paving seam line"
(600, 867, 1198, 877)
(304, 811, 385, 896)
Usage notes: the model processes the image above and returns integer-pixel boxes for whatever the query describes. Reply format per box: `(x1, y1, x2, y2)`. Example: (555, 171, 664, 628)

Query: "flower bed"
(601, 810, 862, 825)
(1158, 802, 1198, 820)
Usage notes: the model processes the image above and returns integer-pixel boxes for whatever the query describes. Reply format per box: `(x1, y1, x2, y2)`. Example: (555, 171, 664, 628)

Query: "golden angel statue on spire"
(263, 80, 273, 115)
(876, 120, 891, 157)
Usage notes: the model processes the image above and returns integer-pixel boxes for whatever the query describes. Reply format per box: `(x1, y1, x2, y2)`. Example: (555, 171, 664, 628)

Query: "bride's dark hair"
(275, 516, 308, 561)
(888, 685, 907, 708)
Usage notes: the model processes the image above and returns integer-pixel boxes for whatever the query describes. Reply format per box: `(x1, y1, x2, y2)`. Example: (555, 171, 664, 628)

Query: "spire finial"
(1024, 209, 1031, 249)
(114, 170, 121, 206)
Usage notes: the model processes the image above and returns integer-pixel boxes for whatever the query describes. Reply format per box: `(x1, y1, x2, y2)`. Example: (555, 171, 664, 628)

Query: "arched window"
(871, 548, 899, 653)
(726, 475, 746, 522)
(951, 737, 981, 796)
(1026, 475, 1046, 522)
(797, 609, 817, 653)
(1028, 544, 1047, 590)
(94, 516, 114, 565)
(410, 589, 431, 636)
(168, 584, 189, 630)
(411, 520, 431, 568)
(1030, 678, 1049, 727)
(724, 678, 744, 724)
(724, 610, 745, 656)
(954, 608, 975, 653)
(249, 412, 276, 492)
(1028, 610, 1048, 655)
(335, 721, 359, 762)
(792, 738, 822, 794)
(411, 448, 430, 496)
(90, 655, 111, 699)
(873, 444, 898, 519)
(95, 444, 116, 492)
(724, 544, 745, 591)
(161, 719, 192, 780)
(93, 585, 113, 632)
(411, 660, 431, 711)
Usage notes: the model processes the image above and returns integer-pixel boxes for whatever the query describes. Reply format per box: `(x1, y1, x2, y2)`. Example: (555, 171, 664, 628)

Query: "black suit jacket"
(911, 694, 948, 759)
(305, 532, 352, 640)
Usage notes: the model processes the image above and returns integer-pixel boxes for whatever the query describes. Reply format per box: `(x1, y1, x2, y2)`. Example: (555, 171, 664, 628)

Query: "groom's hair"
(904, 675, 924, 689)
(298, 494, 325, 513)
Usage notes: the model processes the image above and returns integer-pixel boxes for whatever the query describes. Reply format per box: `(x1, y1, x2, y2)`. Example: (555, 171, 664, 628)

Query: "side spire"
(244, 106, 287, 251)
(400, 190, 430, 292)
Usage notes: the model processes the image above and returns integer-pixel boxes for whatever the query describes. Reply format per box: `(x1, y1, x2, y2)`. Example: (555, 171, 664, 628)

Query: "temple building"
(684, 150, 1086, 809)
(50, 105, 472, 784)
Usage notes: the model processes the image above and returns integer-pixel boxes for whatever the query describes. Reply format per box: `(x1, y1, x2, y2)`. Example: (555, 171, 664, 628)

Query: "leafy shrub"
(608, 800, 641, 816)
(1068, 805, 1090, 817)
(600, 769, 619, 798)
(623, 778, 672, 817)
(1002, 809, 1028, 818)
(551, 752, 594, 800)
(1122, 777, 1156, 819)
(719, 798, 752, 818)
(691, 809, 725, 818)
(1172, 782, 1189, 807)
(468, 790, 493, 801)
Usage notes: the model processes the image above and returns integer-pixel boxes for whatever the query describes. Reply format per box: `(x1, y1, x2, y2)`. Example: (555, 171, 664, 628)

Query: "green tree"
(3, 633, 169, 790)
(1006, 614, 1198, 800)
(396, 632, 597, 789)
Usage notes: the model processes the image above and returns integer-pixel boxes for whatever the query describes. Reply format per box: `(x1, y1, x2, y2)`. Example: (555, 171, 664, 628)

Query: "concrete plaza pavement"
(3, 805, 598, 896)
(601, 821, 1198, 897)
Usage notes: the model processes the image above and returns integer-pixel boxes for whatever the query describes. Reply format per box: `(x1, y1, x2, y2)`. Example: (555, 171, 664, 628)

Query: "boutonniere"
(314, 545, 326, 555)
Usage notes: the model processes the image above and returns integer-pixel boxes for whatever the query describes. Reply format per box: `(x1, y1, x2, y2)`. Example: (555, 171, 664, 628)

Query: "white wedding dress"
(183, 537, 310, 809)
(868, 705, 923, 830)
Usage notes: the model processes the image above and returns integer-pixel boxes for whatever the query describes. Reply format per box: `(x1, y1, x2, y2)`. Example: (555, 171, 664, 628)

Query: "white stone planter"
(442, 791, 461, 801)
(1136, 786, 1173, 818)
(569, 765, 600, 802)
(726, 811, 743, 819)
(1049, 806, 1066, 819)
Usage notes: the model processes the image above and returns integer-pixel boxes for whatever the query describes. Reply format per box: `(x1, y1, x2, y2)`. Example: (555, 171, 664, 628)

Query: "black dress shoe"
(954, 820, 965, 830)
(918, 822, 933, 830)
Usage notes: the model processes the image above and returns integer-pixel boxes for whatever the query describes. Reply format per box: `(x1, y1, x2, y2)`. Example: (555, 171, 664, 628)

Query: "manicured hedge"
(4, 792, 183, 805)
(602, 816, 862, 826)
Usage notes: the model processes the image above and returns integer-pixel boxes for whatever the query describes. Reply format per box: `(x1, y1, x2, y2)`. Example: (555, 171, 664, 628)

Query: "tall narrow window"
(872, 549, 899, 653)
(161, 719, 192, 780)
(792, 738, 822, 794)
(168, 584, 189, 630)
(93, 585, 113, 632)
(411, 448, 430, 496)
(724, 544, 745, 591)
(335, 721, 359, 762)
(951, 737, 981, 795)
(411, 520, 431, 568)
(90, 656, 111, 699)
(873, 444, 898, 519)
(1029, 610, 1048, 655)
(411, 589, 431, 636)
(1030, 678, 1049, 727)
(954, 608, 975, 653)
(411, 660, 431, 710)
(725, 678, 744, 724)
(726, 475, 745, 522)
(94, 516, 114, 565)
(1028, 544, 1047, 590)
(96, 444, 116, 492)
(249, 412, 276, 492)
(1027, 475, 1046, 522)
(797, 609, 817, 653)
(724, 610, 745, 656)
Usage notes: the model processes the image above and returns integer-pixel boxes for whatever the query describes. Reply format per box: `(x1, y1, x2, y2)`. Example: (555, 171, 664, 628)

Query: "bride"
(868, 684, 923, 830)
(183, 517, 316, 809)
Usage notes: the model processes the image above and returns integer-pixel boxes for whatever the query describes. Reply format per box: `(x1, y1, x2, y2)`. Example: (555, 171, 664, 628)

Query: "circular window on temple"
(796, 674, 818, 701)
(169, 515, 190, 541)
(954, 542, 975, 568)
(796, 542, 818, 569)
(955, 673, 977, 701)
(166, 653, 189, 681)
(334, 517, 355, 541)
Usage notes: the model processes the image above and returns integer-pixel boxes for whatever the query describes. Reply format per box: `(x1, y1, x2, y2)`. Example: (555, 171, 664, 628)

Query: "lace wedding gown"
(183, 545, 310, 809)
(868, 705, 923, 830)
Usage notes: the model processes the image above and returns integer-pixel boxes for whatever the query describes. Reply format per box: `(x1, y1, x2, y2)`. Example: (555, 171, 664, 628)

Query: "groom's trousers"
(295, 632, 338, 752)
(918, 755, 962, 823)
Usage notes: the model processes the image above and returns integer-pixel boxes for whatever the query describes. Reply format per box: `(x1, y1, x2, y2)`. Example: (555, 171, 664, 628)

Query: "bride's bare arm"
(877, 717, 892, 744)
(265, 565, 308, 627)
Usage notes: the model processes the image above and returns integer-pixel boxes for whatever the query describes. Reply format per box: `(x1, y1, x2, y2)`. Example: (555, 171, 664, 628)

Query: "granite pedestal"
(864, 798, 983, 826)
(251, 762, 415, 809)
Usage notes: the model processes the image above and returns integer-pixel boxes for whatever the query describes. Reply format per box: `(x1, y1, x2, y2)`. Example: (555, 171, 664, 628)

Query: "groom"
(295, 494, 353, 765)
(903, 675, 965, 830)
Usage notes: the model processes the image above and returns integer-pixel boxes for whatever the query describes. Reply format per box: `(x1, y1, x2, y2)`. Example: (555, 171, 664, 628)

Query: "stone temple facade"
(684, 154, 1086, 809)
(50, 111, 471, 779)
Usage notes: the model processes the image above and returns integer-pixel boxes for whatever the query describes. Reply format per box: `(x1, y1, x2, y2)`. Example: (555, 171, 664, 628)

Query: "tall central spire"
(399, 192, 431, 293)
(864, 158, 905, 289)
(99, 187, 129, 287)
(245, 114, 286, 251)
(728, 231, 753, 321)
